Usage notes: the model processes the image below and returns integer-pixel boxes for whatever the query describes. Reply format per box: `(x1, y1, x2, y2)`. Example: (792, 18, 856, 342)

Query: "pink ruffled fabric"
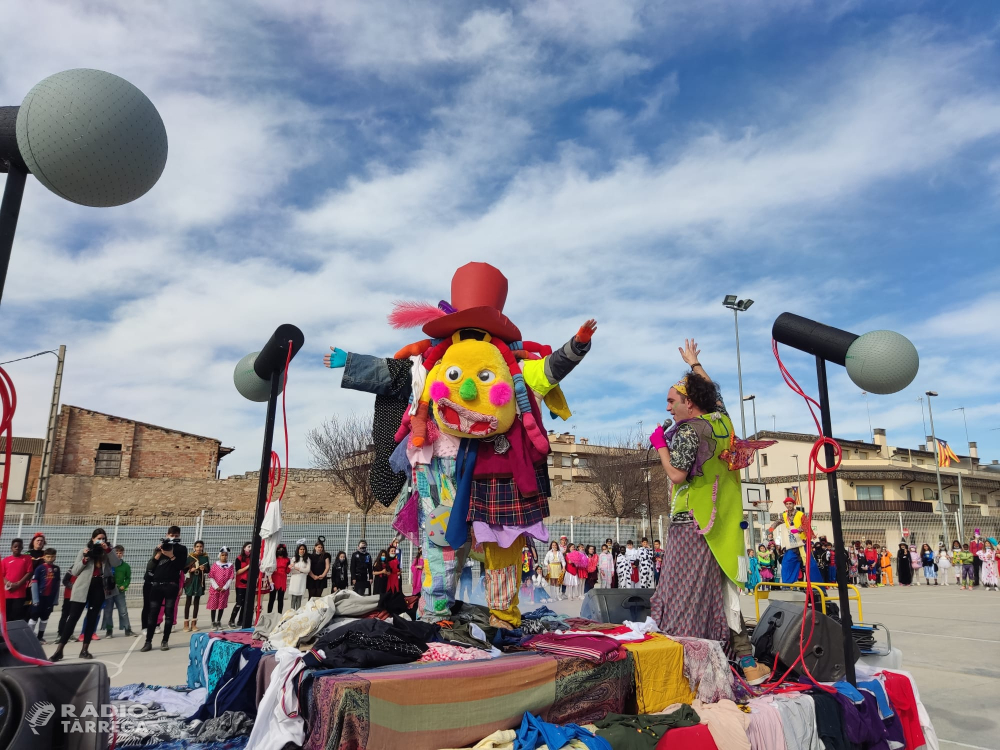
(417, 642, 492, 662)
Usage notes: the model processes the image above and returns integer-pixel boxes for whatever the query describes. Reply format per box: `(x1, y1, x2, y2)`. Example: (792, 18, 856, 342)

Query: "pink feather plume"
(388, 301, 447, 329)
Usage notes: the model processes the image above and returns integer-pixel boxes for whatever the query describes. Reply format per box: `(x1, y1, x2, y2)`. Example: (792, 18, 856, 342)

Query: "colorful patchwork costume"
(333, 263, 594, 628)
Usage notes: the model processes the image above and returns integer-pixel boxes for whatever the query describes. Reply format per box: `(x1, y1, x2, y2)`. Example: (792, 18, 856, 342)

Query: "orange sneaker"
(742, 661, 772, 686)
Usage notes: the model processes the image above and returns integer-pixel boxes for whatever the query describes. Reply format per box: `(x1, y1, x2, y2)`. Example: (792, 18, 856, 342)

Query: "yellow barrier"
(753, 581, 864, 621)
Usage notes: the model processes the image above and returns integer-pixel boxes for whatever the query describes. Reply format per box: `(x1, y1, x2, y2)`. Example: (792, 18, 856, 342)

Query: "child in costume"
(935, 544, 950, 586)
(598, 544, 614, 588)
(29, 548, 60, 643)
(544, 542, 565, 600)
(207, 548, 235, 630)
(757, 544, 773, 589)
(978, 541, 998, 591)
(744, 548, 761, 594)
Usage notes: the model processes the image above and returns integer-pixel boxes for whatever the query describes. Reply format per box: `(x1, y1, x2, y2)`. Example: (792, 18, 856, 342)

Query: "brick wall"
(51, 406, 221, 480)
(45, 472, 393, 518)
(43, 469, 613, 518)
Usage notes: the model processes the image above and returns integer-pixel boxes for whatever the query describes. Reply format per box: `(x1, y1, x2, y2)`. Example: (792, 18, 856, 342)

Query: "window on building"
(858, 451, 869, 460)
(576, 457, 588, 468)
(915, 458, 925, 465)
(760, 454, 768, 467)
(923, 487, 938, 501)
(950, 493, 960, 503)
(546, 456, 553, 466)
(906, 488, 913, 501)
(561, 456, 572, 468)
(94, 443, 123, 477)
(856, 486, 884, 501)
(972, 493, 982, 503)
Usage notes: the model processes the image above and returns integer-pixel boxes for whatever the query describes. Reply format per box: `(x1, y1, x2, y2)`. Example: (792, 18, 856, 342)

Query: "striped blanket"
(303, 652, 633, 750)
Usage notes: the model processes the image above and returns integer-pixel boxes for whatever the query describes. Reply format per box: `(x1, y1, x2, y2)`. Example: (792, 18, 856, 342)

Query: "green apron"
(671, 412, 744, 585)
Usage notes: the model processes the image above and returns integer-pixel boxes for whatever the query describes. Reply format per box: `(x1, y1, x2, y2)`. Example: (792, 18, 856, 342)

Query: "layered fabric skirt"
(650, 512, 730, 654)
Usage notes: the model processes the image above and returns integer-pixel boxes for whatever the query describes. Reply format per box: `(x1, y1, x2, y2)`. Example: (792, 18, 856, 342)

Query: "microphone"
(772, 313, 918, 395)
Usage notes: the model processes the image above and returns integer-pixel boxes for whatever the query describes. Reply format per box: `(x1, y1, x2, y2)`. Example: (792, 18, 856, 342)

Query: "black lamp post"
(233, 325, 305, 628)
(772, 313, 919, 685)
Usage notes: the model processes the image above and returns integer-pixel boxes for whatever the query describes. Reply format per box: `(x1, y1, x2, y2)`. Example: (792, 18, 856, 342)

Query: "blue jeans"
(341, 353, 407, 396)
(102, 590, 132, 632)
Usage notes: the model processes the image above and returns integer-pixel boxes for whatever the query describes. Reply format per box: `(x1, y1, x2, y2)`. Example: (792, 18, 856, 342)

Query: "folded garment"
(127, 686, 208, 716)
(266, 589, 381, 649)
(251, 612, 282, 641)
(595, 707, 700, 750)
(523, 633, 626, 664)
(515, 711, 611, 750)
(188, 710, 254, 742)
(418, 641, 493, 662)
(304, 617, 434, 669)
(522, 606, 559, 620)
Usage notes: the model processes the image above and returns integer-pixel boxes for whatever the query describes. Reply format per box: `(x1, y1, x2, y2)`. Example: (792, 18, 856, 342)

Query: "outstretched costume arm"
(520, 319, 596, 396)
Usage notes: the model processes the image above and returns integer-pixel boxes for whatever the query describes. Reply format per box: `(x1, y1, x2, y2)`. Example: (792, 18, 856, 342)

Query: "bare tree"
(585, 431, 672, 519)
(307, 413, 378, 537)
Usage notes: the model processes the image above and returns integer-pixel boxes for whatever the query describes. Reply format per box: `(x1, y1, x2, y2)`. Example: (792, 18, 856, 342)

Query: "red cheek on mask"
(430, 381, 450, 401)
(489, 382, 513, 406)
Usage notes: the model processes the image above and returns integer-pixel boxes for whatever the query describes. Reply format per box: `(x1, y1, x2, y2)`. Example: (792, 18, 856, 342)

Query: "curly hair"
(681, 371, 720, 414)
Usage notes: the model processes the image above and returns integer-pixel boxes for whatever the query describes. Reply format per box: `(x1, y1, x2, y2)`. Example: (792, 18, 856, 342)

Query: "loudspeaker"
(0, 621, 47, 666)
(751, 601, 802, 666)
(0, 662, 110, 750)
(771, 605, 861, 682)
(580, 588, 655, 624)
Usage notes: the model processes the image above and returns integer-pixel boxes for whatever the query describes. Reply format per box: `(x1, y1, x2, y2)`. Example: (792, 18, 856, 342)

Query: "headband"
(673, 377, 688, 396)
(219, 546, 230, 555)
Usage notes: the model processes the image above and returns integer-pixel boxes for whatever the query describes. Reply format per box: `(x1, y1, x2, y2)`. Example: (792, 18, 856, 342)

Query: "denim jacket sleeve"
(341, 353, 412, 398)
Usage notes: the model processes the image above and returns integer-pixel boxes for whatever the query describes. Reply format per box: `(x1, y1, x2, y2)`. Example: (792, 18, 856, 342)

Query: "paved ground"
(48, 584, 999, 749)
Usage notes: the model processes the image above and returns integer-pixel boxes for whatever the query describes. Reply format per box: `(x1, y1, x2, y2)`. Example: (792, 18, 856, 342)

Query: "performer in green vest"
(648, 340, 771, 685)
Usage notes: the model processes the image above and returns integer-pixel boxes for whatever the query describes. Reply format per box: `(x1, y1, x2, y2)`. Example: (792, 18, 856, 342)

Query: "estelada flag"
(936, 439, 961, 468)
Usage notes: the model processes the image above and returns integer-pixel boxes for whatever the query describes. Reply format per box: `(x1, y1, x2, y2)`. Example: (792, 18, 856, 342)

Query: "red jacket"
(271, 557, 290, 591)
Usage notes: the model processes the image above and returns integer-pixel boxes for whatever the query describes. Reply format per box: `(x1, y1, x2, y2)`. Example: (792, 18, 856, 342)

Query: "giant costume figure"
(327, 263, 594, 627)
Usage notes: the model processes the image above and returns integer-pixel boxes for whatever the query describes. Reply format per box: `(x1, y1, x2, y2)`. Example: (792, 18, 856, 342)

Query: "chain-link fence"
(2, 507, 995, 602)
(0, 511, 662, 602)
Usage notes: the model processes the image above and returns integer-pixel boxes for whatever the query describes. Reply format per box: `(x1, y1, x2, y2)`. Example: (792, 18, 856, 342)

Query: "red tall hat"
(422, 262, 522, 342)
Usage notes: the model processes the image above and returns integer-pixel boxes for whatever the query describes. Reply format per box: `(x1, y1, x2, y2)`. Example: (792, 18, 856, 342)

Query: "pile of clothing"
(432, 666, 936, 750)
(109, 684, 253, 748)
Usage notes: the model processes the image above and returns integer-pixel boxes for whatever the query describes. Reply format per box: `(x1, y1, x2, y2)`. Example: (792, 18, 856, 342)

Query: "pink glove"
(650, 425, 667, 451)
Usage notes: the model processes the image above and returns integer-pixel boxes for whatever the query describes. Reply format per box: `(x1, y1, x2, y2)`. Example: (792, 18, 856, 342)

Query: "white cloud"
(2, 5, 1000, 476)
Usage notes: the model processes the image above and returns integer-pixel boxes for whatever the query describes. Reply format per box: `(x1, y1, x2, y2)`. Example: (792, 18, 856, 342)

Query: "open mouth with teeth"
(436, 397, 500, 436)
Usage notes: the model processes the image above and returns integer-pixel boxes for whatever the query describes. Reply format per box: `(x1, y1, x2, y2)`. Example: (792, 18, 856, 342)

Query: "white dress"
(287, 559, 310, 597)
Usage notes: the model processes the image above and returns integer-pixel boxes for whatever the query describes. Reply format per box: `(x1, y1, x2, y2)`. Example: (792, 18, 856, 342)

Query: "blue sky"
(2, 1, 999, 475)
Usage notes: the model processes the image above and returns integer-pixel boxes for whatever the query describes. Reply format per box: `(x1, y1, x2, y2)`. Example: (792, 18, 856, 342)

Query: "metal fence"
(1, 507, 995, 602)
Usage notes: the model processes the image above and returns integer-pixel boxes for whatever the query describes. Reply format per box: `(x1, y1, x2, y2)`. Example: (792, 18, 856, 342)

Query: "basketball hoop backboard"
(742, 482, 767, 512)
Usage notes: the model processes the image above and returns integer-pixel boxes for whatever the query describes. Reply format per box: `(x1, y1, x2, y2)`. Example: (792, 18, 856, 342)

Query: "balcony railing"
(843, 500, 934, 513)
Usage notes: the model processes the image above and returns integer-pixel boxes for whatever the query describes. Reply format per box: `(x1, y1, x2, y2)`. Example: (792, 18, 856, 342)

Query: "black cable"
(0, 350, 57, 366)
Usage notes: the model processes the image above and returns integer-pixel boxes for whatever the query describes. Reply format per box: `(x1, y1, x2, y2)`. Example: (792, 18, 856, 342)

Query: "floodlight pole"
(0, 162, 27, 308)
(815, 356, 856, 685)
(241, 368, 281, 629)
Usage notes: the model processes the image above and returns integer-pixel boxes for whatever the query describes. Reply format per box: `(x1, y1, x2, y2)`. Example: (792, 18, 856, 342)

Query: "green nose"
(459, 378, 478, 401)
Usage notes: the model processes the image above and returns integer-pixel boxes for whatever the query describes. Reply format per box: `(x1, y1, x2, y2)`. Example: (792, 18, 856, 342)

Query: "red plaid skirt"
(468, 465, 551, 526)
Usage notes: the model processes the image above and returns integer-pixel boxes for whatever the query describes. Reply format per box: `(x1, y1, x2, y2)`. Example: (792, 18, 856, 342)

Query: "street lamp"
(925, 391, 951, 546)
(723, 295, 754, 480)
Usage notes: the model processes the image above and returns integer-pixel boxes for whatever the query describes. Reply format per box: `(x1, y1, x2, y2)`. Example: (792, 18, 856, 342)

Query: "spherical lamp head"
(234, 352, 271, 402)
(845, 330, 919, 395)
(15, 69, 167, 207)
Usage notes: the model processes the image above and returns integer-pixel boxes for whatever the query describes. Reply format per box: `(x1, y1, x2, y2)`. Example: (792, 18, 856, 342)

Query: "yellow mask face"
(427, 334, 516, 439)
